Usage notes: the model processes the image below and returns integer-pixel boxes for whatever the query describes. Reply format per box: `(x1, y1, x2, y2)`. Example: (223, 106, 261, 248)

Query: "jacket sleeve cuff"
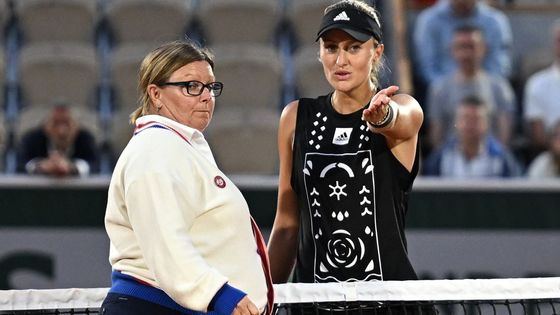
(210, 283, 246, 315)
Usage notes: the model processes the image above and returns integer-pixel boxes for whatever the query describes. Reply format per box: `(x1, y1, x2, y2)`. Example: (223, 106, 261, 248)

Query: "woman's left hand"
(231, 296, 260, 315)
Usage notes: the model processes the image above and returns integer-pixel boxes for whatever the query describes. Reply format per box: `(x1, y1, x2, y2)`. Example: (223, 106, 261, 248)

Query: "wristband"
(368, 101, 397, 129)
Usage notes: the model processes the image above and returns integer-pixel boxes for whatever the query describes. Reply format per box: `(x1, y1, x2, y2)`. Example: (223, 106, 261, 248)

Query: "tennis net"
(0, 277, 559, 314)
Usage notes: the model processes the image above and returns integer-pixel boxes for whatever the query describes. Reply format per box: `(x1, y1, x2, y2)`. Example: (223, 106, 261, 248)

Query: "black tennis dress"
(291, 93, 420, 283)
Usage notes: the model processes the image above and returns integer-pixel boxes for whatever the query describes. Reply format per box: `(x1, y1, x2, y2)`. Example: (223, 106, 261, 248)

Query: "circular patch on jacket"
(214, 175, 226, 188)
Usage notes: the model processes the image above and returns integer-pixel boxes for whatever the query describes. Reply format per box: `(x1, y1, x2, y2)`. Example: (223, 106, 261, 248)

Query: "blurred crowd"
(411, 0, 560, 179)
(1, 0, 560, 179)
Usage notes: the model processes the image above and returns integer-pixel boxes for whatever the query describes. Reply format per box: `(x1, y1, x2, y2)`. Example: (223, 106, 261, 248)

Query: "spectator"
(526, 120, 560, 179)
(16, 104, 99, 177)
(424, 95, 521, 178)
(427, 24, 515, 150)
(522, 19, 560, 160)
(413, 0, 512, 84)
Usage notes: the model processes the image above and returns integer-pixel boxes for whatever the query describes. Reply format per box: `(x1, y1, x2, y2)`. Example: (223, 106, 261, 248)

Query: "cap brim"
(316, 24, 372, 42)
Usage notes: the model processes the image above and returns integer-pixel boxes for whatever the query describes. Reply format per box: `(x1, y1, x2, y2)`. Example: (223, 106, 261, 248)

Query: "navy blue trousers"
(100, 293, 186, 315)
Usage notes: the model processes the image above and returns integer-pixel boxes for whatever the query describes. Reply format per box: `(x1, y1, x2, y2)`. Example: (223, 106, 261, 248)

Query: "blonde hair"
(130, 39, 214, 124)
(323, 0, 386, 89)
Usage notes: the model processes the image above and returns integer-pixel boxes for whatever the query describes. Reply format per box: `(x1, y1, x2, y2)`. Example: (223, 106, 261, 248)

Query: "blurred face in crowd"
(319, 29, 382, 94)
(452, 29, 486, 73)
(450, 0, 477, 17)
(455, 102, 489, 146)
(45, 106, 78, 151)
(149, 61, 216, 132)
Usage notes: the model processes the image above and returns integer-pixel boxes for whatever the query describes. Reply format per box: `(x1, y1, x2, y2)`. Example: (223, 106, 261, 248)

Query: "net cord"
(1, 277, 560, 311)
(274, 277, 560, 304)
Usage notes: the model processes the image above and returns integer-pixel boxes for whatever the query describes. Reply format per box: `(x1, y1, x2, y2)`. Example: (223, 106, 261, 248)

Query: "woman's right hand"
(232, 296, 260, 315)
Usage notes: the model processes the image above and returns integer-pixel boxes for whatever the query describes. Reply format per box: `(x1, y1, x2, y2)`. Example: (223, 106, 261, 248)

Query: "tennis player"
(101, 40, 272, 315)
(268, 0, 423, 292)
(267, 2, 428, 313)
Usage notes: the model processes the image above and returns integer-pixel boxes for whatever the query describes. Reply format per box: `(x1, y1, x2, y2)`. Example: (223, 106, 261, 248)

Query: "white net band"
(274, 277, 560, 304)
(1, 277, 560, 311)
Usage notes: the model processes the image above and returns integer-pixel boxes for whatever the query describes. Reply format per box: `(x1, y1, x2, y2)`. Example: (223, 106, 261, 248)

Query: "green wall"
(2, 179, 559, 229)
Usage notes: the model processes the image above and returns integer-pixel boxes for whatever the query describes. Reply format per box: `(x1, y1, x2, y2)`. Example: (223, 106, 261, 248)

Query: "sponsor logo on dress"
(332, 128, 353, 145)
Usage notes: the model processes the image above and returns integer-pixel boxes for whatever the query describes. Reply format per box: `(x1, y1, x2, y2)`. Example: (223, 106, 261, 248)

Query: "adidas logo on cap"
(333, 11, 350, 22)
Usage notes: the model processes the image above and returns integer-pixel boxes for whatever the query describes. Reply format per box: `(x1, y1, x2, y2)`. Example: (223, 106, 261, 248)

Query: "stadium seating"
(105, 0, 193, 46)
(293, 44, 331, 99)
(109, 42, 155, 111)
(210, 43, 283, 111)
(287, 0, 332, 48)
(107, 107, 135, 160)
(0, 0, 8, 41)
(18, 42, 98, 110)
(198, 0, 279, 45)
(206, 108, 279, 175)
(14, 0, 98, 44)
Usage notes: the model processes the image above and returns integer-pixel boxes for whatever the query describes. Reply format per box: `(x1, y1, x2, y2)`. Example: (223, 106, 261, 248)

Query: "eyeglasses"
(159, 80, 224, 97)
